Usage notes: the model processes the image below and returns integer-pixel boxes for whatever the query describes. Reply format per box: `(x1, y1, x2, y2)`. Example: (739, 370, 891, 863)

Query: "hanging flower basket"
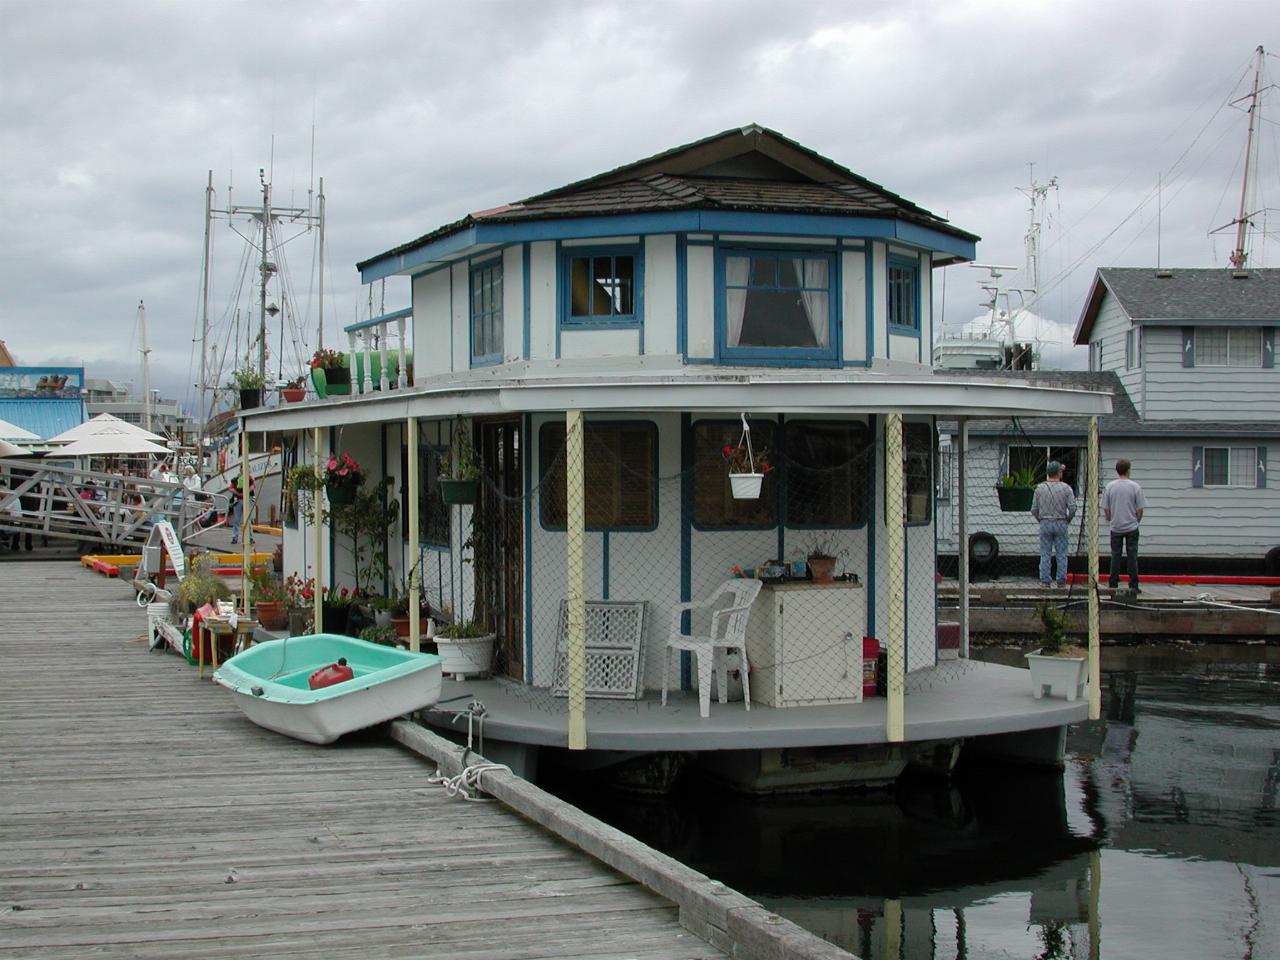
(729, 472, 764, 499)
(322, 452, 363, 507)
(326, 483, 357, 506)
(996, 486, 1035, 512)
(439, 479, 479, 506)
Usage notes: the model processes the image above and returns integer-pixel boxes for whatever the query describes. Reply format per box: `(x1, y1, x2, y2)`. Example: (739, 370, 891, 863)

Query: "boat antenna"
(317, 176, 325, 351)
(198, 170, 213, 478)
(258, 168, 270, 379)
(1227, 45, 1265, 269)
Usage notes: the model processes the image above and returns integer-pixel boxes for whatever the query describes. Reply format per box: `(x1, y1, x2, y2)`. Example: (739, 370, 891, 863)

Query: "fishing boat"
(213, 634, 444, 744)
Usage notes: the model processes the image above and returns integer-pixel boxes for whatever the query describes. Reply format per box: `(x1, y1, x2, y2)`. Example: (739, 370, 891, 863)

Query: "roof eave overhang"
(240, 377, 1111, 432)
(357, 210, 977, 284)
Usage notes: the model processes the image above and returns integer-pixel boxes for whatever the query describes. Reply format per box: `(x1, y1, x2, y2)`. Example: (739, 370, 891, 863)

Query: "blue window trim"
(887, 254, 921, 337)
(537, 419, 660, 532)
(469, 257, 503, 367)
(558, 243, 644, 331)
(714, 245, 839, 366)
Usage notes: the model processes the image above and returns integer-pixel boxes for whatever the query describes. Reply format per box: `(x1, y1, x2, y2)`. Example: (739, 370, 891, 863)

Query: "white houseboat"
(242, 125, 1111, 790)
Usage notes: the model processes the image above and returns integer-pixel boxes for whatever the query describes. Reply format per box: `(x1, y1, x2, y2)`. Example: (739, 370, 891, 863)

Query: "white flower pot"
(729, 473, 764, 499)
(1025, 651, 1088, 701)
(436, 633, 496, 679)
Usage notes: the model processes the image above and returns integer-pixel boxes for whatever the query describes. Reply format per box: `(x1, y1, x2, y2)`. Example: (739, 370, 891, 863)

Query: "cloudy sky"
(1, 1, 1275, 407)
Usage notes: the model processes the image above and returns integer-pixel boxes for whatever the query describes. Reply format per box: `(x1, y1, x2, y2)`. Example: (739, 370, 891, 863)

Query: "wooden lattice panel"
(552, 599, 647, 699)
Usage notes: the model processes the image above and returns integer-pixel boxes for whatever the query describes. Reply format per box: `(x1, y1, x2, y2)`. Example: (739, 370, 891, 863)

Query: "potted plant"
(434, 616, 496, 679)
(804, 534, 844, 585)
(285, 463, 324, 517)
(322, 451, 364, 506)
(359, 623, 404, 648)
(249, 568, 289, 630)
(231, 366, 267, 410)
(319, 584, 359, 635)
(1024, 602, 1088, 701)
(310, 348, 350, 396)
(169, 554, 232, 621)
(284, 572, 315, 636)
(280, 374, 307, 403)
(996, 464, 1039, 512)
(439, 419, 481, 505)
(721, 418, 772, 499)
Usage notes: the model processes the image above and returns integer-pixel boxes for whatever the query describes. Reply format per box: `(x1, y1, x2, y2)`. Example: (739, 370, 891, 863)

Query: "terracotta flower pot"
(254, 600, 288, 631)
(280, 387, 306, 403)
(808, 556, 836, 584)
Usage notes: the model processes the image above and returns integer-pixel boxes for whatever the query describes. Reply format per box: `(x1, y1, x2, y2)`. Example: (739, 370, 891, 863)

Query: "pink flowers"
(322, 452, 363, 488)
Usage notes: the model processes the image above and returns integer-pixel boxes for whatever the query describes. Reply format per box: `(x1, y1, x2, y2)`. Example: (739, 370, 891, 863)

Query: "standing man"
(1031, 460, 1076, 587)
(1103, 458, 1145, 592)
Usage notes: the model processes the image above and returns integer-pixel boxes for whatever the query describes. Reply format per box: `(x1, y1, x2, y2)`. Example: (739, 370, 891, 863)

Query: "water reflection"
(542, 649, 1280, 959)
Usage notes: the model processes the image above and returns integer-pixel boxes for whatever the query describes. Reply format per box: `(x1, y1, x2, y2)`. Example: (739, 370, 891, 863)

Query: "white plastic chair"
(661, 578, 763, 718)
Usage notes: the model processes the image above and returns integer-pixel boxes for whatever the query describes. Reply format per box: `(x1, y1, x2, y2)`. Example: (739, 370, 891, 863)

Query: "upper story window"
(470, 259, 503, 366)
(562, 246, 640, 327)
(539, 421, 657, 530)
(1125, 327, 1141, 369)
(887, 256, 920, 335)
(1197, 326, 1261, 366)
(719, 249, 835, 363)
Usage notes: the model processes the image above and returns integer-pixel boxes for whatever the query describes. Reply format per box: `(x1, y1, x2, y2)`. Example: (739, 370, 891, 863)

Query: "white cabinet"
(745, 582, 865, 707)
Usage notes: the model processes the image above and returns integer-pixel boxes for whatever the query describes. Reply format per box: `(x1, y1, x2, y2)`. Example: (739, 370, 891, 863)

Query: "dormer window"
(718, 248, 835, 364)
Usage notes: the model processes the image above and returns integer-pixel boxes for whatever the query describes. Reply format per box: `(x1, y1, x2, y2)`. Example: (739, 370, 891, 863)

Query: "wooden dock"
(0, 562, 744, 960)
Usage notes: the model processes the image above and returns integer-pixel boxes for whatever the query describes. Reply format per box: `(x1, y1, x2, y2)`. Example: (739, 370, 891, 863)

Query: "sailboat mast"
(258, 171, 271, 378)
(138, 300, 152, 432)
(1229, 45, 1265, 270)
(198, 171, 213, 476)
(317, 177, 326, 351)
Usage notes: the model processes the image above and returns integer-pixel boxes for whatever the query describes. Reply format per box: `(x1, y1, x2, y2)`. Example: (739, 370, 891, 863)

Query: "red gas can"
(862, 636, 880, 698)
(308, 658, 354, 690)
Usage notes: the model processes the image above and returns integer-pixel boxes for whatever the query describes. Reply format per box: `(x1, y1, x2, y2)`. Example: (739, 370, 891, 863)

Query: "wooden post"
(957, 417, 969, 658)
(885, 413, 905, 743)
(240, 428, 251, 612)
(407, 417, 420, 653)
(312, 427, 323, 634)
(565, 410, 587, 750)
(1087, 416, 1101, 720)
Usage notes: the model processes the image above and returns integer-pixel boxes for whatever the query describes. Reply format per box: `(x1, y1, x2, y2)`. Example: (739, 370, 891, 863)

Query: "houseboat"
(241, 125, 1111, 791)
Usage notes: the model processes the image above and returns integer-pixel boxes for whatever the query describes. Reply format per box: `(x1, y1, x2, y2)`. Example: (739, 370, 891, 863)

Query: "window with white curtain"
(718, 249, 835, 362)
(1203, 446, 1257, 487)
(1196, 327, 1261, 366)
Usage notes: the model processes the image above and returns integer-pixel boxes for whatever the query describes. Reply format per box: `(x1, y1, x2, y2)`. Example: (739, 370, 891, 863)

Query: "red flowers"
(322, 452, 363, 488)
(721, 441, 773, 475)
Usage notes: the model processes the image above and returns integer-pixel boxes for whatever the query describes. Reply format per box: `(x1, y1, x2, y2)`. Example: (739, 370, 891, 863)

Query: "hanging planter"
(722, 413, 772, 500)
(326, 483, 357, 506)
(239, 388, 261, 410)
(996, 486, 1035, 512)
(439, 479, 479, 505)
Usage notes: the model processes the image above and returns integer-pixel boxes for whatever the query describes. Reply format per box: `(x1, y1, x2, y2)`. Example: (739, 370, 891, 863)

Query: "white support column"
(565, 409, 587, 750)
(347, 331, 358, 393)
(361, 330, 374, 395)
(396, 316, 409, 388)
(312, 427, 323, 633)
(957, 417, 969, 658)
(378, 329, 390, 393)
(885, 412, 905, 743)
(407, 417, 420, 653)
(1087, 416, 1101, 720)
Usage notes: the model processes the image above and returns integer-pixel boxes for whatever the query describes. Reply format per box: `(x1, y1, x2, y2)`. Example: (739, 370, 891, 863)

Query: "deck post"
(565, 409, 587, 750)
(312, 427, 323, 634)
(240, 428, 250, 611)
(407, 417, 420, 653)
(885, 412, 905, 743)
(1087, 415, 1101, 720)
(957, 417, 969, 658)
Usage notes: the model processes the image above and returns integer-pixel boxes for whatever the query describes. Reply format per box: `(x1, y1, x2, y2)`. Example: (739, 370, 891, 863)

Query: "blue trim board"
(680, 412, 693, 691)
(554, 241, 562, 360)
(344, 307, 412, 334)
(865, 245, 875, 364)
(360, 211, 977, 284)
(522, 244, 531, 361)
(676, 234, 688, 357)
(523, 412, 533, 683)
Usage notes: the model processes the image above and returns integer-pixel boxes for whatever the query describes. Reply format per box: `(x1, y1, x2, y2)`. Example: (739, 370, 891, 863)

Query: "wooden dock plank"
(0, 562, 727, 959)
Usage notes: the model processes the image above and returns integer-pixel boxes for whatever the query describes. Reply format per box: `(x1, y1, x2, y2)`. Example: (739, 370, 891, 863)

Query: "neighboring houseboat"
(937, 268, 1279, 576)
(241, 125, 1110, 790)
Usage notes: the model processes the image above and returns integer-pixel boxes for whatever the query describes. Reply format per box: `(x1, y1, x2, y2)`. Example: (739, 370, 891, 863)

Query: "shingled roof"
(357, 125, 978, 273)
(1074, 268, 1280, 344)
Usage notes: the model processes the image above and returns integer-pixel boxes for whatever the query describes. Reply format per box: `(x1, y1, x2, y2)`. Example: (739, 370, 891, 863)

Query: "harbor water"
(544, 645, 1279, 959)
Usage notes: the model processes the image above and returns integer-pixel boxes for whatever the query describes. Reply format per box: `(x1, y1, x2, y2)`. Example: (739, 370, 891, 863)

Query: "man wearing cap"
(1031, 460, 1076, 587)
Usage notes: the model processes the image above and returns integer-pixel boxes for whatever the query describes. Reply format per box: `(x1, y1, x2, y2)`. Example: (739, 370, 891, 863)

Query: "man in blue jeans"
(1103, 458, 1146, 592)
(1031, 460, 1076, 587)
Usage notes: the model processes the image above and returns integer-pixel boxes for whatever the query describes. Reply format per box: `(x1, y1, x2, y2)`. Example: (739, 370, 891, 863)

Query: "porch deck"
(423, 661, 1085, 751)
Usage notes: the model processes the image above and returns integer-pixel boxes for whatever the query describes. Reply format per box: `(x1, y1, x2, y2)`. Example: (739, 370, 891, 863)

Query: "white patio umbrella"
(0, 418, 39, 440)
(50, 431, 172, 457)
(49, 413, 166, 444)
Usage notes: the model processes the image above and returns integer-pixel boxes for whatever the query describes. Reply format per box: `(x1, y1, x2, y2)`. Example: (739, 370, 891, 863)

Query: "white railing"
(344, 307, 412, 396)
(0, 459, 229, 548)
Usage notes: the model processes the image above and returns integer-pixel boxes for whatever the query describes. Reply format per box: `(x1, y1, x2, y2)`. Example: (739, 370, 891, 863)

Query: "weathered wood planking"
(0, 562, 724, 959)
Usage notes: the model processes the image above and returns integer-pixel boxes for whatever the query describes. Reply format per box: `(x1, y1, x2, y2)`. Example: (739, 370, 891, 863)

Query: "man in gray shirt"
(1103, 458, 1146, 592)
(1031, 460, 1076, 587)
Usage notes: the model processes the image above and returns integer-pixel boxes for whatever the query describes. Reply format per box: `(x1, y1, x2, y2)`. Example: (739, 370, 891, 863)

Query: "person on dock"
(226, 473, 254, 545)
(1031, 460, 1076, 587)
(180, 465, 201, 492)
(1103, 458, 1145, 593)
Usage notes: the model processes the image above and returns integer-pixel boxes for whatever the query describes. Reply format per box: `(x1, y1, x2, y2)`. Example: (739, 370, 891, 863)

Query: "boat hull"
(213, 634, 443, 744)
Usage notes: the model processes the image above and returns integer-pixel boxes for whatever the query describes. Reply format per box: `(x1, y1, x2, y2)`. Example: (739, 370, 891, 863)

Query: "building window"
(562, 247, 640, 326)
(470, 259, 503, 365)
(1203, 446, 1258, 487)
(1126, 328, 1141, 369)
(402, 431, 449, 548)
(692, 419, 778, 529)
(539, 421, 657, 530)
(785, 420, 872, 527)
(888, 256, 920, 335)
(719, 249, 835, 362)
(1196, 327, 1262, 366)
(902, 422, 932, 523)
(1007, 444, 1083, 492)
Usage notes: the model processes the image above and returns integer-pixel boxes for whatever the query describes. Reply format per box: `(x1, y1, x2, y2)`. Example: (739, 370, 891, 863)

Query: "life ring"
(968, 532, 999, 569)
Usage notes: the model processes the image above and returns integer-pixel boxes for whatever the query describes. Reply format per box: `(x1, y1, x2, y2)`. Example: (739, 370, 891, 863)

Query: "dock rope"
(423, 699, 511, 801)
(1186, 593, 1280, 616)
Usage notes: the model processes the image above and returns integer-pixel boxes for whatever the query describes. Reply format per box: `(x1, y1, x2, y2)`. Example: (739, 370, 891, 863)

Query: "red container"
(308, 658, 354, 690)
(862, 636, 879, 698)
